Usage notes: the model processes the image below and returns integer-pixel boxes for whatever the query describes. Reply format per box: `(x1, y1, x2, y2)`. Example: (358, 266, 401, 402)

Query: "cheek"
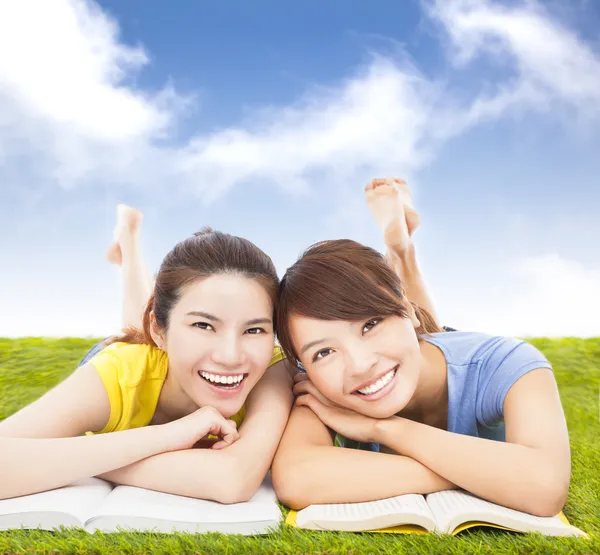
(310, 368, 344, 401)
(247, 337, 275, 370)
(166, 329, 208, 366)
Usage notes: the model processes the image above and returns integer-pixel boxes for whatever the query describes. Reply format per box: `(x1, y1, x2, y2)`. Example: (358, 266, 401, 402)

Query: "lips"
(198, 370, 247, 389)
(352, 365, 398, 395)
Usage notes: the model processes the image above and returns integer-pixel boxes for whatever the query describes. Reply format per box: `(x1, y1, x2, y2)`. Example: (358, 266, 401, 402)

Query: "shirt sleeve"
(269, 345, 286, 367)
(477, 337, 553, 427)
(88, 348, 123, 434)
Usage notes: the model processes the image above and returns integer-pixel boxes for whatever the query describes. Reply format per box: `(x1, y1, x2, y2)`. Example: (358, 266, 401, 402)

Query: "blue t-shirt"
(335, 331, 553, 451)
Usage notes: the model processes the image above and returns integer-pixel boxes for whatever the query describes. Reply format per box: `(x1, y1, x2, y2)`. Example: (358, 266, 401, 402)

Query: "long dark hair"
(276, 239, 442, 364)
(109, 227, 279, 346)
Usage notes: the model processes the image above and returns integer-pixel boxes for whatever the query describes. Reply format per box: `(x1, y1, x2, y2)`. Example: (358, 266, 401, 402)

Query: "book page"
(0, 478, 113, 531)
(295, 494, 436, 532)
(85, 474, 281, 534)
(426, 490, 586, 537)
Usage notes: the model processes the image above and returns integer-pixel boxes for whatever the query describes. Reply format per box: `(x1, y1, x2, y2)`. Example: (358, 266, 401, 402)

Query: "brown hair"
(108, 227, 279, 346)
(276, 239, 442, 364)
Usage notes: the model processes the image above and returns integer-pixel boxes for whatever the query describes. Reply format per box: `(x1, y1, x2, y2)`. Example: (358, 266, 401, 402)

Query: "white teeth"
(199, 371, 244, 385)
(357, 369, 396, 395)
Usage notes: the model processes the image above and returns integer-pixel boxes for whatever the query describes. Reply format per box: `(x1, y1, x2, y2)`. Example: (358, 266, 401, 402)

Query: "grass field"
(0, 337, 598, 554)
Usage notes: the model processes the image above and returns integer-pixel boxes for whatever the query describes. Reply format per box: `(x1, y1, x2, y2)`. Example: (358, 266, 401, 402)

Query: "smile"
(198, 370, 247, 389)
(353, 366, 398, 396)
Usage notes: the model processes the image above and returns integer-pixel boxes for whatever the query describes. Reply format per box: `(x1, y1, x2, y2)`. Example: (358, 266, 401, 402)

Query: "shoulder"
(269, 344, 286, 367)
(90, 342, 168, 385)
(423, 331, 505, 366)
(424, 332, 552, 386)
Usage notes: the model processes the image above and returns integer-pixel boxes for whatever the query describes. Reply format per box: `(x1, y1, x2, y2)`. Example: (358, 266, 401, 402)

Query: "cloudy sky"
(1, 0, 599, 338)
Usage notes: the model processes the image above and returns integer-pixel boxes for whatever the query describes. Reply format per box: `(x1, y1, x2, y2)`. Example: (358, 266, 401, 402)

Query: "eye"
(245, 327, 266, 335)
(362, 318, 382, 334)
(192, 322, 214, 331)
(312, 348, 334, 362)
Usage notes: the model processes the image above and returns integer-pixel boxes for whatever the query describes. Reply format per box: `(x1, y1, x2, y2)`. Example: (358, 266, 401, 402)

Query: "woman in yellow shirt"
(0, 206, 292, 503)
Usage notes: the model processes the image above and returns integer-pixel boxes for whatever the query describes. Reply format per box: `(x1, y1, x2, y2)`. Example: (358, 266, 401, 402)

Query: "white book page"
(86, 474, 281, 532)
(0, 478, 113, 531)
(296, 494, 436, 532)
(427, 490, 585, 537)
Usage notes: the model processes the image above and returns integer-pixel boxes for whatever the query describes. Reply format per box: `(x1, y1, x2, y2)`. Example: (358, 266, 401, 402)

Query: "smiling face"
(155, 273, 275, 418)
(290, 313, 423, 418)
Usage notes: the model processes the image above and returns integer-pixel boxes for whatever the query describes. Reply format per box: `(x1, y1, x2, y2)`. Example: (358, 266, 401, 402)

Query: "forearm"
(98, 449, 245, 503)
(101, 369, 294, 504)
(387, 244, 440, 326)
(273, 446, 455, 510)
(377, 418, 569, 516)
(0, 426, 171, 500)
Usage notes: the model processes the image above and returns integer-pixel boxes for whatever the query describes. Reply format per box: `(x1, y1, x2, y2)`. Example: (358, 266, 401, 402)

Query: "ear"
(400, 289, 420, 329)
(148, 311, 167, 350)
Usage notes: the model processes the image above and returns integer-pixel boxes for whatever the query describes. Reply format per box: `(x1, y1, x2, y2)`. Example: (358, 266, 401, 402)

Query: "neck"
(399, 337, 448, 428)
(156, 366, 199, 422)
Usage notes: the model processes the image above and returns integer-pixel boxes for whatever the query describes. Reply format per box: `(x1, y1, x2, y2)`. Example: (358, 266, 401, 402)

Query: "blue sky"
(1, 0, 599, 337)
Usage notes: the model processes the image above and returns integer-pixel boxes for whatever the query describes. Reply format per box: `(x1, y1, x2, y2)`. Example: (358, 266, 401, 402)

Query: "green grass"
(0, 337, 599, 554)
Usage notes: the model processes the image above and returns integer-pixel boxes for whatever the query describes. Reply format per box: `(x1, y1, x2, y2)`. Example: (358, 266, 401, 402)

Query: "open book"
(286, 490, 587, 537)
(0, 474, 281, 535)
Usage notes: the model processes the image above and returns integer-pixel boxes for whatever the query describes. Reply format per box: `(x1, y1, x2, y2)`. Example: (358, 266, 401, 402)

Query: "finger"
(293, 371, 309, 383)
(211, 438, 235, 450)
(295, 393, 321, 412)
(219, 418, 239, 437)
(293, 380, 311, 396)
(297, 381, 333, 406)
(220, 430, 240, 447)
(295, 393, 314, 408)
(296, 394, 331, 422)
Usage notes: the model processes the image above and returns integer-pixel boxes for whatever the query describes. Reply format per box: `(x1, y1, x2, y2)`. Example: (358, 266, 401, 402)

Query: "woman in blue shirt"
(271, 178, 570, 518)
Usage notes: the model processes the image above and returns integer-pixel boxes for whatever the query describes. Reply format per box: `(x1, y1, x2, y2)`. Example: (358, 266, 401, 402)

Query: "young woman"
(272, 178, 571, 518)
(0, 206, 293, 502)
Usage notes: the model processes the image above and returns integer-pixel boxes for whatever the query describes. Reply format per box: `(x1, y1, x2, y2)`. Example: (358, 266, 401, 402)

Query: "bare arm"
(98, 361, 294, 503)
(375, 369, 571, 516)
(0, 363, 176, 499)
(271, 405, 455, 510)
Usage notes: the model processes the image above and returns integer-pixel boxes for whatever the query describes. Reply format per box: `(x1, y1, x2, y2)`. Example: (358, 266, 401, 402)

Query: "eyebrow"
(301, 338, 329, 355)
(185, 311, 272, 326)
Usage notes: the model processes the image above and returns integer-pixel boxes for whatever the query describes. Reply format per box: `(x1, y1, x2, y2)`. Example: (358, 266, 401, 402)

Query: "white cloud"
(1, 0, 599, 338)
(442, 254, 600, 338)
(172, 57, 438, 200)
(2, 0, 600, 195)
(0, 0, 181, 185)
(427, 0, 600, 125)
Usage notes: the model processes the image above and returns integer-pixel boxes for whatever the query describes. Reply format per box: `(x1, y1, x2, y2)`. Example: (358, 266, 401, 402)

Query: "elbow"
(522, 468, 571, 517)
(271, 455, 311, 510)
(210, 457, 265, 505)
(215, 487, 254, 505)
(213, 474, 259, 505)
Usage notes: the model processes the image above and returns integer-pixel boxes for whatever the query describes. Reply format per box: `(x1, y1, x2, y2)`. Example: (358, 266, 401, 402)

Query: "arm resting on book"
(0, 363, 177, 500)
(271, 406, 455, 510)
(375, 369, 571, 517)
(99, 361, 293, 503)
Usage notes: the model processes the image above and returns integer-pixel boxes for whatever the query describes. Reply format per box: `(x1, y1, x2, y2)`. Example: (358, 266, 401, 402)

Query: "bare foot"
(365, 177, 420, 252)
(106, 204, 143, 265)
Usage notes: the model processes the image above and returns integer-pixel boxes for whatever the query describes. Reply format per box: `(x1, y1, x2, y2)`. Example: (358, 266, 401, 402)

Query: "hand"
(160, 406, 240, 451)
(294, 377, 380, 444)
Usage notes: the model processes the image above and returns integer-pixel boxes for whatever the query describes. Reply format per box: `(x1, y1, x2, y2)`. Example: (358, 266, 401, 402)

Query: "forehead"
(175, 274, 272, 316)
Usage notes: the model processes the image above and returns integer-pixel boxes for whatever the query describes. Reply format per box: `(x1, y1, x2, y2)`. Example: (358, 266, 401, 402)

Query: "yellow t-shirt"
(89, 342, 285, 434)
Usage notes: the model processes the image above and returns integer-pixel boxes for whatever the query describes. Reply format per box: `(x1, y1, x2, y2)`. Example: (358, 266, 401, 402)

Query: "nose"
(345, 339, 377, 379)
(211, 332, 245, 368)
